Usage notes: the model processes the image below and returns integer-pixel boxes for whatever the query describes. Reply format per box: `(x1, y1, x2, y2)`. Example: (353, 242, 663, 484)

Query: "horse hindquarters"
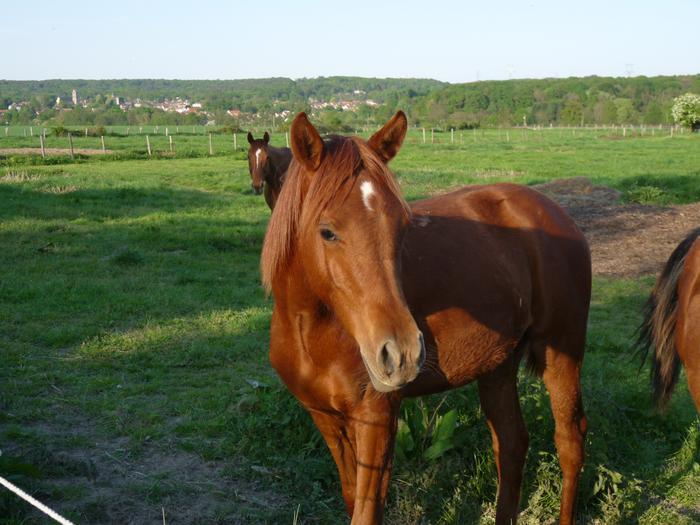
(637, 230, 700, 411)
(676, 238, 700, 410)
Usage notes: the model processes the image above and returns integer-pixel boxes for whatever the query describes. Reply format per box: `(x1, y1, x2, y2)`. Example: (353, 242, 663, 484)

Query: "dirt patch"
(533, 177, 700, 278)
(1, 418, 285, 524)
(0, 147, 113, 156)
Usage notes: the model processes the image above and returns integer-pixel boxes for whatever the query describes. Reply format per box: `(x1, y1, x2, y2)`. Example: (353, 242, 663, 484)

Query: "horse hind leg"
(535, 336, 587, 525)
(686, 367, 700, 411)
(477, 349, 529, 524)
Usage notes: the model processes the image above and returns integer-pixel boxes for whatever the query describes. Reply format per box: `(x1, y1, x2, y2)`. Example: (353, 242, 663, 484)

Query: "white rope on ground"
(0, 475, 76, 525)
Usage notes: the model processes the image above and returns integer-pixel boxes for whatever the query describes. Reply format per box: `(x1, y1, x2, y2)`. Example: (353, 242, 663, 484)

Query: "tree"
(561, 95, 583, 125)
(643, 101, 664, 125)
(614, 98, 637, 125)
(671, 93, 700, 131)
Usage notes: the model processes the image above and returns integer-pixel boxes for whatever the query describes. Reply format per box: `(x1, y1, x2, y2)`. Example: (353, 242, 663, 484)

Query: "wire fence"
(0, 123, 696, 161)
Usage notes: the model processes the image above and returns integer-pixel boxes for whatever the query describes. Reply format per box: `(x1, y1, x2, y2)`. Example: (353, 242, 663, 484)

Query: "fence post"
(40, 134, 46, 158)
(451, 128, 454, 144)
(165, 127, 169, 136)
(101, 135, 106, 153)
(422, 127, 425, 144)
(85, 128, 88, 137)
(30, 126, 33, 137)
(146, 135, 151, 156)
(169, 135, 173, 152)
(233, 132, 237, 150)
(208, 133, 213, 155)
(431, 128, 434, 144)
(285, 131, 289, 148)
(68, 133, 74, 160)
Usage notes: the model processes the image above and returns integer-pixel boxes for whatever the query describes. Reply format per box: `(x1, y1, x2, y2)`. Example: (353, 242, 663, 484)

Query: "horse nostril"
(380, 343, 395, 377)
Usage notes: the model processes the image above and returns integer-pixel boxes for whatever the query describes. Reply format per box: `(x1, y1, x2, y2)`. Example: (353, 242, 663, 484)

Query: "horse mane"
(260, 135, 409, 293)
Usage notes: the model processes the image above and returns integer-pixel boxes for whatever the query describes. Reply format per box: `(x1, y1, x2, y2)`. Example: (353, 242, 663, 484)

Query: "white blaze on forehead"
(360, 180, 375, 211)
(254, 148, 262, 169)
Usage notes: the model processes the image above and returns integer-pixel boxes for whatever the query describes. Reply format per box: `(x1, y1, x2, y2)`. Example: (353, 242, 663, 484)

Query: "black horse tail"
(636, 228, 700, 410)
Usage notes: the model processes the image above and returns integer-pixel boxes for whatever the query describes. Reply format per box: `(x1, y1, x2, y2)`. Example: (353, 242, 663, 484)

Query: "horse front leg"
(348, 396, 400, 525)
(309, 410, 358, 517)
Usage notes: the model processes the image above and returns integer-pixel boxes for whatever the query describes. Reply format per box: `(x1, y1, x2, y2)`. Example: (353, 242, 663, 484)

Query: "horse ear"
(290, 112, 323, 172)
(247, 132, 254, 144)
(263, 132, 270, 144)
(368, 111, 408, 163)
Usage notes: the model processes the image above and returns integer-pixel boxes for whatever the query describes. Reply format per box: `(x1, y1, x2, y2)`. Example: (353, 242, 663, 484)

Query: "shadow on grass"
(0, 182, 229, 221)
(0, 180, 273, 352)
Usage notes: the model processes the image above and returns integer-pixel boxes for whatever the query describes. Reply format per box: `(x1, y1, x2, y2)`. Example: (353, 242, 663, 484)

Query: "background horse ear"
(290, 112, 324, 172)
(247, 132, 254, 144)
(368, 111, 408, 163)
(263, 132, 270, 144)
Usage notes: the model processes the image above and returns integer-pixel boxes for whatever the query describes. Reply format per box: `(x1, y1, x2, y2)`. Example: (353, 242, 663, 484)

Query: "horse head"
(263, 112, 425, 392)
(247, 131, 270, 195)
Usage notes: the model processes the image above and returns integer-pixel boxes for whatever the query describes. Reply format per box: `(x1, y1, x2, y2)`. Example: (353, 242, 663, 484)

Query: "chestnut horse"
(247, 132, 292, 210)
(637, 228, 700, 411)
(262, 112, 591, 524)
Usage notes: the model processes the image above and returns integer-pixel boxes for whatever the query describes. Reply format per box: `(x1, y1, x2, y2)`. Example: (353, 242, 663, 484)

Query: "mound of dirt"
(533, 177, 700, 278)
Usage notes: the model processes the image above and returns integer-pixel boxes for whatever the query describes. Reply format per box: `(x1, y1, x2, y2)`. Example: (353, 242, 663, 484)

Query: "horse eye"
(320, 228, 338, 242)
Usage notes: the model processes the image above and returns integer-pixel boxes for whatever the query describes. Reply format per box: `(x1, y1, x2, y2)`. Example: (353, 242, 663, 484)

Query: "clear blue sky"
(2, 0, 698, 82)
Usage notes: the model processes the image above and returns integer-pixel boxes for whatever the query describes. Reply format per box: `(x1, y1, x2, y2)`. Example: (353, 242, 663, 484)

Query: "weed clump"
(110, 247, 144, 266)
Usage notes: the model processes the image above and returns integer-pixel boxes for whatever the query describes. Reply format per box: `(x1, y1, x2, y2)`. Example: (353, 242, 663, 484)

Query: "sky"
(2, 0, 698, 83)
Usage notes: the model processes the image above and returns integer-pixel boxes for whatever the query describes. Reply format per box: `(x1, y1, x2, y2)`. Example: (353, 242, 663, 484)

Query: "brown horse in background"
(247, 131, 292, 210)
(637, 228, 700, 411)
(262, 111, 591, 524)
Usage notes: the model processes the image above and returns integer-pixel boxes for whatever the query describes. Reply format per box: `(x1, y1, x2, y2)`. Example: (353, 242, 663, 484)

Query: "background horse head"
(247, 131, 292, 210)
(247, 131, 270, 195)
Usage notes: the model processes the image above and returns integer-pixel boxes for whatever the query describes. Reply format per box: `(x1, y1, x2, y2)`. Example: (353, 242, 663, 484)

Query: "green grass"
(0, 132, 698, 523)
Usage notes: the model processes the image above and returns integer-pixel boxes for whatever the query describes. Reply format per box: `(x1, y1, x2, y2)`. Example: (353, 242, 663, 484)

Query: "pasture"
(1, 128, 699, 524)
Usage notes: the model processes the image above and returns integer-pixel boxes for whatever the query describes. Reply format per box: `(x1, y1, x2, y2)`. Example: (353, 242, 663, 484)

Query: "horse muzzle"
(362, 332, 425, 392)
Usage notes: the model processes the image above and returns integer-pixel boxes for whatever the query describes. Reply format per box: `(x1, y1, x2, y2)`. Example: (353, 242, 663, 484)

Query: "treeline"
(1, 75, 699, 128)
(407, 75, 700, 128)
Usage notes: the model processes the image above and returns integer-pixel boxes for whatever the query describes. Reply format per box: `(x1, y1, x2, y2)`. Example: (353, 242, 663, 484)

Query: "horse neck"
(273, 251, 322, 319)
(262, 161, 281, 188)
(265, 147, 291, 186)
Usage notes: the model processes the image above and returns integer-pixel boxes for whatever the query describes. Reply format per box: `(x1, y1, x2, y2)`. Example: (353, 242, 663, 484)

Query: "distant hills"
(1, 74, 698, 128)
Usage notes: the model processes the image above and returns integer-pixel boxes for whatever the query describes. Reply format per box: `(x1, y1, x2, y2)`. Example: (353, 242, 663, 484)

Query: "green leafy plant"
(625, 184, 665, 204)
(395, 398, 458, 462)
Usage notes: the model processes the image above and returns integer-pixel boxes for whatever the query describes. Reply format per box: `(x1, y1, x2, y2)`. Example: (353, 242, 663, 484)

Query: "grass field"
(1, 128, 699, 524)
